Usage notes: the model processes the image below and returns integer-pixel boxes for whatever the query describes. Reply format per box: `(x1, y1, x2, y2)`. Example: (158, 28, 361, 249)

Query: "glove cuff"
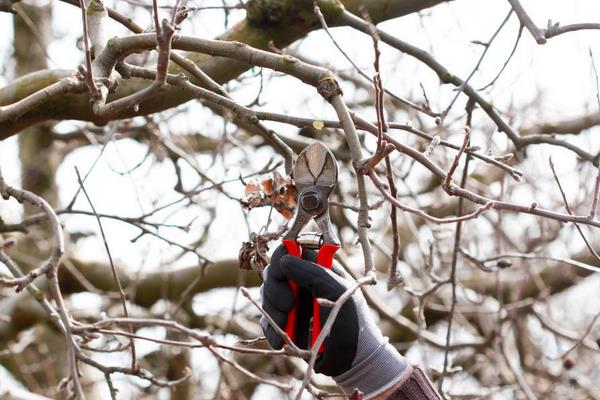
(333, 341, 409, 398)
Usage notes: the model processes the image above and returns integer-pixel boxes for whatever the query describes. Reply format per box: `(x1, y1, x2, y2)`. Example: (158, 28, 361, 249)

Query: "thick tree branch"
(520, 111, 600, 136)
(58, 257, 260, 308)
(0, 0, 448, 136)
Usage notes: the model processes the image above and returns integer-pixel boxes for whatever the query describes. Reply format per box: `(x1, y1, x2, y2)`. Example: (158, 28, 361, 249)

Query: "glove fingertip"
(273, 244, 289, 258)
(267, 245, 289, 280)
(264, 277, 295, 312)
(262, 298, 289, 327)
(263, 323, 285, 350)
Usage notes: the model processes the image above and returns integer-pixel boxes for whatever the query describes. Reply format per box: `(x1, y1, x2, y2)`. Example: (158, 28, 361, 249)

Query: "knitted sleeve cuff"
(386, 365, 441, 400)
(333, 342, 409, 398)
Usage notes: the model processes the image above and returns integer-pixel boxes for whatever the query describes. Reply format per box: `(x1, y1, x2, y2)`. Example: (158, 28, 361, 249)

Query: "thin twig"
(548, 158, 600, 264)
(501, 323, 538, 400)
(340, 10, 521, 145)
(439, 102, 474, 396)
(239, 287, 308, 357)
(588, 49, 600, 220)
(74, 167, 138, 371)
(443, 9, 513, 117)
(82, 317, 295, 391)
(560, 312, 600, 359)
(385, 155, 402, 290)
(312, 2, 439, 118)
(479, 25, 524, 91)
(362, 8, 386, 152)
(369, 168, 493, 224)
(545, 22, 600, 39)
(482, 252, 600, 274)
(443, 126, 471, 193)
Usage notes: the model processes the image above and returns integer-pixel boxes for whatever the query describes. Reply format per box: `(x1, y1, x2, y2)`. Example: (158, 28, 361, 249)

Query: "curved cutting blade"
(293, 143, 338, 188)
(285, 142, 340, 244)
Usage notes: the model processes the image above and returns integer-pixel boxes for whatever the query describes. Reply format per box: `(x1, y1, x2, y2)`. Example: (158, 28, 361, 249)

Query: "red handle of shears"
(282, 239, 340, 353)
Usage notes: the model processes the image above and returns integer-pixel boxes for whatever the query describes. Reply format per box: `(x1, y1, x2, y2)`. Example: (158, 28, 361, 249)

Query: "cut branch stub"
(317, 74, 343, 100)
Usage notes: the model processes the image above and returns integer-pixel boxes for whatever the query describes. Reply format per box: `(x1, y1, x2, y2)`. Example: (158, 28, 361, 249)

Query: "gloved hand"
(260, 245, 410, 398)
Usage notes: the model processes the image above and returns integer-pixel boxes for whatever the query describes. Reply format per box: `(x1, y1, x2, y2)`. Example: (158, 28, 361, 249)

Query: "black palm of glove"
(260, 245, 359, 376)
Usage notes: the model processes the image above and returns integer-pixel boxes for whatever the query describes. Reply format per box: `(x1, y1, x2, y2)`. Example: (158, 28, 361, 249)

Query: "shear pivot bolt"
(301, 191, 321, 210)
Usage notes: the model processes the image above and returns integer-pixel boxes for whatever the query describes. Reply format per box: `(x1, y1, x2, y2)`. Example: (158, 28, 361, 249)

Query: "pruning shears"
(282, 143, 340, 352)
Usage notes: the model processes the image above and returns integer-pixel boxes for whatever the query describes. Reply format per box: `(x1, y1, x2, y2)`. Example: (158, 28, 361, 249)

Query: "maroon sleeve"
(385, 366, 441, 400)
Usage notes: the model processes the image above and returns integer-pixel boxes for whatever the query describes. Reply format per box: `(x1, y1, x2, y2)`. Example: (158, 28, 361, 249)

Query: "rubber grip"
(312, 243, 340, 352)
(282, 239, 301, 342)
(282, 240, 340, 353)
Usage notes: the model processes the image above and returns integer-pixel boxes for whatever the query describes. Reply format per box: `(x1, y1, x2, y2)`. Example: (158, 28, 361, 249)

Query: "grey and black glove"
(260, 245, 411, 398)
